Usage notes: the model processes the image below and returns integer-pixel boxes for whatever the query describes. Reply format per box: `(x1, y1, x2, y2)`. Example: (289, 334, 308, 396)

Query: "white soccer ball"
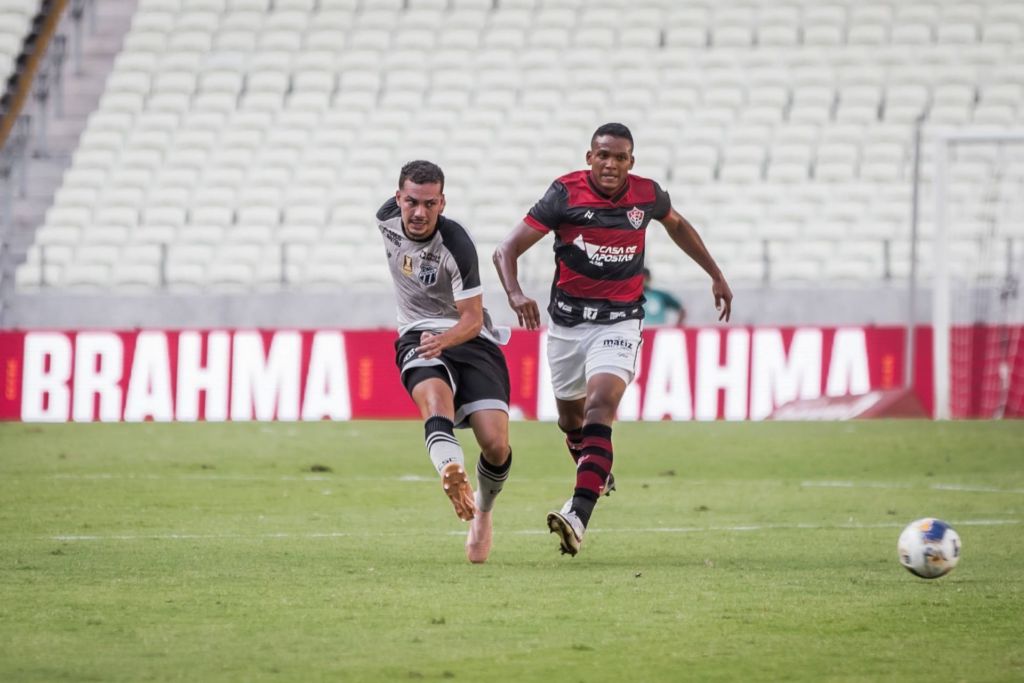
(897, 518, 961, 579)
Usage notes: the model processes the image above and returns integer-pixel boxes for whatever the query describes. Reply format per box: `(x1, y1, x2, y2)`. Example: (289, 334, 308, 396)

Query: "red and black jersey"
(524, 170, 671, 326)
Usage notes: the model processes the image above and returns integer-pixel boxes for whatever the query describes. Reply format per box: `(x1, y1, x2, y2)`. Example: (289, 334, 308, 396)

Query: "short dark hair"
(591, 122, 634, 149)
(399, 160, 445, 192)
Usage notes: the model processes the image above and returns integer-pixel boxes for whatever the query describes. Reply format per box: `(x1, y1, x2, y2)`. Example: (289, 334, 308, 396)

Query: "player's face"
(396, 180, 445, 239)
(586, 135, 635, 194)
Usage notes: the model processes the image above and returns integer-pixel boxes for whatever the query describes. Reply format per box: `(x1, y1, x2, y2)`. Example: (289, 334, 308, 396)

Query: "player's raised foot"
(601, 472, 616, 497)
(546, 506, 585, 557)
(465, 508, 493, 563)
(441, 462, 476, 521)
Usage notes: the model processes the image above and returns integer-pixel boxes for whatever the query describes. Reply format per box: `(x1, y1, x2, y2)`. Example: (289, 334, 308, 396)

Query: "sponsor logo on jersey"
(418, 265, 438, 286)
(626, 206, 645, 229)
(556, 300, 573, 313)
(572, 234, 639, 266)
(402, 255, 414, 276)
(584, 210, 595, 220)
(609, 311, 627, 320)
(583, 307, 598, 320)
(380, 224, 402, 247)
(420, 251, 441, 264)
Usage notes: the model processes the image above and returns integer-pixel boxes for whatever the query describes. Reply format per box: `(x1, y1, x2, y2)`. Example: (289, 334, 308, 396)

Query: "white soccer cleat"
(465, 508, 493, 563)
(441, 462, 476, 522)
(546, 504, 585, 557)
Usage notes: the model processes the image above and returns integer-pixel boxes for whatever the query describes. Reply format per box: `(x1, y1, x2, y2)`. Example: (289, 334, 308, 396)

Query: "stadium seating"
(14, 0, 1024, 292)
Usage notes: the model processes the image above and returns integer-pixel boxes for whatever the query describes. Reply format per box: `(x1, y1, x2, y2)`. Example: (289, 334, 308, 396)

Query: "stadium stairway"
(4, 0, 137, 288)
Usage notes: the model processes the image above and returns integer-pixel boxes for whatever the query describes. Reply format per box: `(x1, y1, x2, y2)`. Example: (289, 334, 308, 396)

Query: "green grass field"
(1, 420, 1022, 682)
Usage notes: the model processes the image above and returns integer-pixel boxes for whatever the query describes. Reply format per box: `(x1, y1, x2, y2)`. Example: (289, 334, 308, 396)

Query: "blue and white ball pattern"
(898, 518, 961, 579)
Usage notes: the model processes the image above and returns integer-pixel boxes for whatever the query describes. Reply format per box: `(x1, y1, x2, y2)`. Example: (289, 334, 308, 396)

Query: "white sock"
(474, 451, 511, 512)
(424, 415, 464, 475)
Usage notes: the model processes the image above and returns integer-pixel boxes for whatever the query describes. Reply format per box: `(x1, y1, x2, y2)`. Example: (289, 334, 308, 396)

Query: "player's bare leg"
(465, 410, 512, 563)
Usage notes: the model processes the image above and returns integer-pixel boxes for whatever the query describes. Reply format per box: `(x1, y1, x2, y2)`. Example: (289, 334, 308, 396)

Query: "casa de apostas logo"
(572, 235, 639, 266)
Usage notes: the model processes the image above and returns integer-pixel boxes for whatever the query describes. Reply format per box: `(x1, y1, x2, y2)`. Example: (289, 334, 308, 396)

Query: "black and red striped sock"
(571, 423, 613, 527)
(562, 427, 584, 464)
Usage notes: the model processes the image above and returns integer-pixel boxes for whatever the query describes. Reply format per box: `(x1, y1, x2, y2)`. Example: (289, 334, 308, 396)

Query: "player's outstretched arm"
(658, 208, 733, 322)
(493, 222, 547, 330)
(416, 295, 484, 359)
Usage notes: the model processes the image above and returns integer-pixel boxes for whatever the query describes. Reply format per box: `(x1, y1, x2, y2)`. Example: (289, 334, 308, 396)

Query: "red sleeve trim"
(524, 214, 551, 233)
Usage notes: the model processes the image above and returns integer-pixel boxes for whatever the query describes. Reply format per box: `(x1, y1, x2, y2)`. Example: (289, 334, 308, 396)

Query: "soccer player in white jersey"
(376, 160, 513, 564)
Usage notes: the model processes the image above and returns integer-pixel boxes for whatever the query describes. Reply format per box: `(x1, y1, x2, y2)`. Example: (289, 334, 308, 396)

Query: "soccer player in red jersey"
(493, 123, 733, 556)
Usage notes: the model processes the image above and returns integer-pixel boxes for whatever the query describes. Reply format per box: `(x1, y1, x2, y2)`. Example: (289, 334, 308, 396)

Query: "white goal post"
(931, 128, 1024, 420)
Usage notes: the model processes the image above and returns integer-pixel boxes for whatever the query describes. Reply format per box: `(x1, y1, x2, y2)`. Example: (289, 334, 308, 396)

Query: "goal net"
(930, 129, 1024, 419)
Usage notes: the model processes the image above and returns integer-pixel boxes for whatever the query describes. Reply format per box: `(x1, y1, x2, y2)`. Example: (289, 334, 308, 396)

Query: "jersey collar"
(401, 218, 440, 243)
(586, 172, 630, 204)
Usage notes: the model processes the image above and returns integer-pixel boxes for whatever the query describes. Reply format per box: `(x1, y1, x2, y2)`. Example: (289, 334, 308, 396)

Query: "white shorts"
(546, 319, 643, 401)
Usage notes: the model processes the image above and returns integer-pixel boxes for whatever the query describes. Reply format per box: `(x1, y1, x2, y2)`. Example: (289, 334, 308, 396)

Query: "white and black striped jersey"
(376, 197, 509, 345)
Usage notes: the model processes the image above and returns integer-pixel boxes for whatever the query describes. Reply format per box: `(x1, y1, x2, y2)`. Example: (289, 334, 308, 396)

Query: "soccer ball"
(897, 518, 961, 579)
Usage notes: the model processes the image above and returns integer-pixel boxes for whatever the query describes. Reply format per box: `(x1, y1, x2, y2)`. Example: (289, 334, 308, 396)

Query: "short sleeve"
(438, 218, 483, 301)
(449, 245, 481, 301)
(652, 181, 671, 220)
(375, 196, 400, 222)
(524, 180, 568, 232)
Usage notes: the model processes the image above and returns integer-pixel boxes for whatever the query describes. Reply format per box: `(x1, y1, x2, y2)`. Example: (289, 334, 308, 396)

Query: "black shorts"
(394, 331, 511, 428)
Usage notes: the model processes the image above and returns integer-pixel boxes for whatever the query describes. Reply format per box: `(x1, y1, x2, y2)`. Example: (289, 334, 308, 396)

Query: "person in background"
(642, 267, 686, 326)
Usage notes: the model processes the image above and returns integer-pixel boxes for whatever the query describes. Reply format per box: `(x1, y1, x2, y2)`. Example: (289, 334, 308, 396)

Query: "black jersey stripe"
(437, 218, 481, 291)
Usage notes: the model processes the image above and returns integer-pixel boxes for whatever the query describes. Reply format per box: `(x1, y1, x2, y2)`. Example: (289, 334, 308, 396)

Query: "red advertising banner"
(0, 326, 1019, 422)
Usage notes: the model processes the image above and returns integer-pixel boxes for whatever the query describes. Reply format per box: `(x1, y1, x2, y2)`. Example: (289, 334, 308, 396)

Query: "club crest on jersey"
(402, 255, 414, 276)
(418, 265, 438, 286)
(626, 206, 645, 229)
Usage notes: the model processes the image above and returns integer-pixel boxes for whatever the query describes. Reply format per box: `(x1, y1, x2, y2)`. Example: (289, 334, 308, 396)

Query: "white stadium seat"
(937, 22, 979, 44)
(891, 22, 933, 44)
(981, 21, 1022, 44)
